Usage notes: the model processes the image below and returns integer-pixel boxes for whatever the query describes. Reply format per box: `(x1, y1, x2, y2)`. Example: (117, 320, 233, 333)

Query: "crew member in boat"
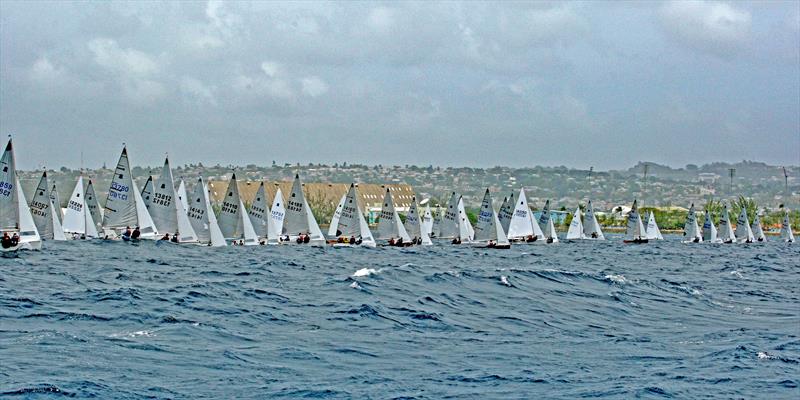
(1, 232, 12, 248)
(487, 240, 496, 248)
(396, 237, 404, 246)
(171, 233, 179, 243)
(10, 233, 19, 246)
(388, 237, 395, 246)
(160, 233, 171, 241)
(123, 226, 132, 240)
(131, 226, 141, 240)
(349, 235, 356, 245)
(355, 236, 362, 245)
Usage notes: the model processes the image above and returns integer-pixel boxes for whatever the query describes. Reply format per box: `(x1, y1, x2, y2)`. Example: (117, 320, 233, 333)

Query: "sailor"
(10, 233, 19, 246)
(488, 240, 496, 248)
(171, 233, 179, 243)
(123, 226, 132, 238)
(303, 235, 310, 243)
(355, 236, 362, 245)
(388, 237, 395, 246)
(1, 232, 12, 248)
(337, 236, 344, 243)
(160, 233, 171, 241)
(131, 226, 141, 240)
(350, 235, 356, 245)
(591, 232, 598, 239)
(396, 237, 403, 246)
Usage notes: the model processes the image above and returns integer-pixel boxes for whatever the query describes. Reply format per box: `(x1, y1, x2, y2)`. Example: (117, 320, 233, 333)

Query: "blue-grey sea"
(1, 236, 798, 399)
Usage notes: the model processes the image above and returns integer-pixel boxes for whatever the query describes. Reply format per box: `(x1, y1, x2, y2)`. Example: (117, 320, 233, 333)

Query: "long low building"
(207, 180, 417, 223)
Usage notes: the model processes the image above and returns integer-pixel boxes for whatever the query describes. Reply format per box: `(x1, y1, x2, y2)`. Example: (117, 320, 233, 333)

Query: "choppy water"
(1, 236, 798, 399)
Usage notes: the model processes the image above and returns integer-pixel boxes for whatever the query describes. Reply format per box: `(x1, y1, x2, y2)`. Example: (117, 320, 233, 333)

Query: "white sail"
(780, 210, 794, 243)
(421, 204, 434, 238)
(566, 206, 584, 240)
(49, 197, 66, 241)
(148, 158, 180, 235)
(49, 182, 62, 223)
(84, 180, 104, 234)
(103, 146, 153, 235)
(141, 176, 154, 209)
(176, 179, 189, 212)
(702, 210, 720, 243)
(473, 189, 502, 244)
(131, 179, 157, 239)
(0, 139, 18, 230)
(645, 211, 663, 240)
(457, 197, 474, 242)
(29, 172, 54, 239)
(537, 200, 559, 243)
(583, 200, 605, 240)
(247, 182, 269, 238)
(717, 204, 736, 243)
(625, 199, 646, 241)
(497, 193, 514, 235)
(683, 203, 702, 242)
(187, 177, 226, 246)
(282, 174, 324, 245)
(735, 206, 755, 243)
(431, 206, 442, 238)
(439, 192, 460, 239)
(217, 173, 243, 239)
(83, 198, 99, 239)
(507, 188, 543, 241)
(62, 176, 87, 235)
(239, 198, 259, 245)
(14, 176, 41, 249)
(268, 188, 286, 244)
(404, 196, 432, 245)
(336, 183, 376, 246)
(750, 213, 766, 242)
(328, 193, 346, 237)
(376, 188, 411, 242)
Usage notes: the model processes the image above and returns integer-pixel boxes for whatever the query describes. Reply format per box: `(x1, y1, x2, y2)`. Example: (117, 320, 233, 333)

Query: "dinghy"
(404, 196, 432, 246)
(332, 183, 376, 247)
(780, 209, 795, 243)
(472, 189, 510, 249)
(28, 171, 66, 241)
(247, 182, 269, 241)
(102, 146, 158, 239)
(84, 180, 104, 235)
(49, 182, 63, 224)
(62, 175, 98, 240)
(717, 203, 736, 244)
(506, 188, 544, 243)
(682, 203, 702, 243)
(145, 158, 198, 244)
(176, 179, 189, 213)
(327, 193, 346, 238)
(645, 211, 663, 240)
(0, 138, 41, 251)
(420, 203, 434, 240)
(216, 173, 258, 245)
(583, 200, 605, 240)
(750, 212, 766, 242)
(734, 206, 755, 243)
(497, 193, 514, 236)
(702, 208, 721, 243)
(537, 199, 559, 243)
(566, 206, 586, 240)
(623, 199, 648, 244)
(186, 177, 226, 247)
(438, 192, 461, 240)
(456, 196, 474, 243)
(267, 188, 286, 244)
(431, 205, 442, 238)
(375, 188, 413, 246)
(281, 174, 325, 245)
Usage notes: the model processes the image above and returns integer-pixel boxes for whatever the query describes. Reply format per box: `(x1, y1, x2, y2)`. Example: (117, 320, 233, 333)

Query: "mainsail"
(376, 188, 411, 242)
(439, 192, 460, 239)
(537, 199, 559, 243)
(702, 210, 720, 243)
(645, 211, 663, 240)
(247, 182, 269, 239)
(683, 203, 702, 242)
(0, 139, 42, 249)
(717, 204, 736, 243)
(328, 193, 346, 237)
(335, 183, 376, 247)
(29, 172, 54, 239)
(472, 189, 509, 246)
(62, 175, 98, 238)
(102, 146, 157, 238)
(566, 206, 585, 240)
(217, 173, 243, 239)
(506, 188, 544, 241)
(625, 199, 646, 241)
(84, 180, 104, 234)
(583, 200, 605, 240)
(176, 179, 189, 212)
(267, 188, 286, 244)
(421, 203, 434, 238)
(780, 210, 795, 243)
(750, 213, 766, 242)
(282, 174, 325, 245)
(734, 206, 755, 243)
(50, 182, 63, 223)
(457, 197, 474, 241)
(148, 158, 180, 235)
(403, 196, 432, 245)
(186, 177, 226, 246)
(497, 193, 514, 235)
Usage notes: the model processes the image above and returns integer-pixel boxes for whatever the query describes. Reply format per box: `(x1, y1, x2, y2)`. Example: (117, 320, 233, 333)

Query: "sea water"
(1, 236, 798, 398)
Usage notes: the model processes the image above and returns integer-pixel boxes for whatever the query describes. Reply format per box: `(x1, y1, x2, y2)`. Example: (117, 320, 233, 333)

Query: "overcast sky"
(1, 1, 798, 170)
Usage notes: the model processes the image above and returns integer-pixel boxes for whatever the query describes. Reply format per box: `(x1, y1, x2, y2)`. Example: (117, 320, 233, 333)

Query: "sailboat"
(457, 196, 474, 242)
(49, 182, 63, 224)
(702, 208, 721, 243)
(403, 196, 432, 245)
(645, 211, 663, 240)
(566, 206, 586, 240)
(734, 206, 755, 243)
(780, 209, 795, 243)
(327, 193, 346, 238)
(497, 193, 514, 236)
(682, 203, 702, 243)
(216, 173, 258, 245)
(717, 203, 736, 244)
(582, 200, 605, 240)
(750, 212, 766, 242)
(102, 146, 158, 239)
(537, 199, 560, 243)
(333, 183, 376, 247)
(186, 177, 226, 247)
(84, 180, 104, 235)
(623, 199, 648, 243)
(150, 158, 198, 243)
(438, 192, 460, 240)
(267, 188, 286, 244)
(431, 205, 442, 238)
(176, 179, 189, 212)
(506, 188, 544, 243)
(0, 138, 41, 251)
(420, 202, 434, 240)
(472, 189, 510, 249)
(375, 188, 412, 246)
(282, 174, 325, 245)
(28, 171, 66, 241)
(62, 175, 99, 240)
(246, 181, 269, 241)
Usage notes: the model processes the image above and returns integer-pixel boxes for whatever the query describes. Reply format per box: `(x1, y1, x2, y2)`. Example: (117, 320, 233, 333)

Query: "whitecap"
(605, 274, 627, 284)
(500, 275, 512, 287)
(111, 330, 154, 338)
(353, 268, 380, 277)
(757, 351, 775, 360)
(349, 281, 362, 289)
(730, 270, 744, 279)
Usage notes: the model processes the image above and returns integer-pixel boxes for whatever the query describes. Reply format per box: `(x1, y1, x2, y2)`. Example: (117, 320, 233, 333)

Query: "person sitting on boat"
(693, 237, 700, 243)
(349, 235, 356, 245)
(170, 233, 179, 243)
(10, 233, 19, 246)
(525, 235, 535, 243)
(303, 235, 310, 243)
(452, 237, 461, 245)
(396, 237, 404, 246)
(131, 226, 141, 240)
(388, 237, 396, 246)
(259, 240, 265, 245)
(1, 232, 12, 248)
(238, 239, 244, 246)
(487, 240, 496, 248)
(591, 232, 598, 239)
(124, 226, 132, 237)
(355, 236, 363, 245)
(160, 233, 171, 241)
(337, 236, 344, 243)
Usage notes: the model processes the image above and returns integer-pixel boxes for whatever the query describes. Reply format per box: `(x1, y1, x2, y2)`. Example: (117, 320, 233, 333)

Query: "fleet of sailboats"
(2, 138, 797, 251)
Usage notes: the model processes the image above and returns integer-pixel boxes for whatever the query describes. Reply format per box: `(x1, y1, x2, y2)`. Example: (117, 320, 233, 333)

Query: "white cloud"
(180, 77, 217, 106)
(659, 1, 752, 57)
(121, 79, 166, 105)
(300, 76, 329, 98)
(260, 61, 282, 78)
(29, 56, 63, 82)
(88, 38, 160, 77)
(367, 7, 395, 34)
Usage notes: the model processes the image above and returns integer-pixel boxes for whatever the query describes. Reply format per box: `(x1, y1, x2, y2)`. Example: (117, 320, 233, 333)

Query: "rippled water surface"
(1, 236, 798, 399)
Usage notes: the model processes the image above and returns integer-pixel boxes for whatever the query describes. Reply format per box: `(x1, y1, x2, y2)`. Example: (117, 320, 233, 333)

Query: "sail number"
(0, 181, 12, 197)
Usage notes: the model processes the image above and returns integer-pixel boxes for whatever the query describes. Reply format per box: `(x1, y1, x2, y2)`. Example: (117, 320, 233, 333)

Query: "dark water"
(1, 236, 798, 399)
